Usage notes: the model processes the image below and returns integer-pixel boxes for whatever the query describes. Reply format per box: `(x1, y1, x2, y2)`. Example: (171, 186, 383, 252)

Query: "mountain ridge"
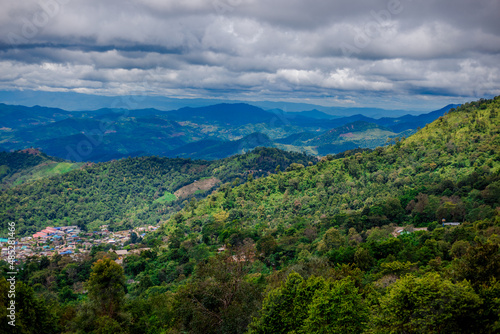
(0, 102, 456, 161)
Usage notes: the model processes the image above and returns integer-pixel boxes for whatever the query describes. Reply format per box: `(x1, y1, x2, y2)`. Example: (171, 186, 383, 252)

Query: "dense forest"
(1, 96, 499, 333)
(0, 147, 313, 235)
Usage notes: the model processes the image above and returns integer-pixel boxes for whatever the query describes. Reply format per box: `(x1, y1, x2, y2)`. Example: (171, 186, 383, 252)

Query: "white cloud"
(0, 0, 499, 108)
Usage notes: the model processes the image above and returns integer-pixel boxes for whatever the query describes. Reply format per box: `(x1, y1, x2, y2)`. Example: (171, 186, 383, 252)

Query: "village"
(0, 224, 159, 263)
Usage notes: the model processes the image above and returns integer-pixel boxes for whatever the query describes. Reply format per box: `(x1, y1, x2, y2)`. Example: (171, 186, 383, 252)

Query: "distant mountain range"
(0, 102, 459, 161)
(0, 89, 451, 116)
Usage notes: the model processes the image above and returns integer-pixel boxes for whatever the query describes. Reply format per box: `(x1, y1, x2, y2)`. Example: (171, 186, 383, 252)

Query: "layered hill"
(0, 102, 455, 161)
(275, 121, 406, 155)
(167, 132, 274, 160)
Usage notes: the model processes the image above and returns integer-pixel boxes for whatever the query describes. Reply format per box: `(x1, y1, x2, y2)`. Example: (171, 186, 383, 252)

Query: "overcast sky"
(1, 0, 499, 110)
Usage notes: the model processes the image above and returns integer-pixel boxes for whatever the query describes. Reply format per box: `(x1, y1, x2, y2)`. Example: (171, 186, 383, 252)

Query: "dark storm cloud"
(0, 0, 499, 109)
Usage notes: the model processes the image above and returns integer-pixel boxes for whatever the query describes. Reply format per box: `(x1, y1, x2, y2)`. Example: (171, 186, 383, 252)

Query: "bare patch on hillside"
(392, 226, 427, 237)
(174, 177, 221, 199)
(20, 148, 41, 155)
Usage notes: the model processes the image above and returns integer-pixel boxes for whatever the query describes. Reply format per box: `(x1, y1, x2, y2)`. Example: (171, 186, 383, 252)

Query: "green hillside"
(0, 149, 83, 190)
(165, 98, 498, 236)
(146, 96, 499, 333)
(1, 97, 499, 334)
(0, 147, 313, 235)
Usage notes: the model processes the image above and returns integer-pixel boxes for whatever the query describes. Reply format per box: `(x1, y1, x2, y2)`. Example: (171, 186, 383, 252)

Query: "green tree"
(454, 242, 500, 287)
(130, 231, 139, 244)
(374, 273, 482, 333)
(317, 228, 345, 253)
(383, 197, 405, 223)
(302, 278, 368, 334)
(256, 234, 278, 258)
(354, 247, 374, 271)
(175, 247, 261, 334)
(0, 278, 58, 333)
(86, 257, 126, 318)
(248, 272, 325, 334)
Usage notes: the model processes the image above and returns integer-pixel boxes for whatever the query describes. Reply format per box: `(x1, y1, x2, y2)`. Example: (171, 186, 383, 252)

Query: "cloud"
(0, 0, 499, 109)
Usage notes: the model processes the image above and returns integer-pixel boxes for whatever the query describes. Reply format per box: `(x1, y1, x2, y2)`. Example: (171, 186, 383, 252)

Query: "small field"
(154, 192, 177, 204)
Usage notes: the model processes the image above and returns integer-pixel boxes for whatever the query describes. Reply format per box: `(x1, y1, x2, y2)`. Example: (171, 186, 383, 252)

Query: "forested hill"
(0, 149, 83, 190)
(0, 147, 313, 236)
(163, 97, 499, 238)
(135, 96, 499, 333)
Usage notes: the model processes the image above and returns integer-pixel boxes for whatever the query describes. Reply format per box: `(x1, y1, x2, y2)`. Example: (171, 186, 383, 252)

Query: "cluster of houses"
(1, 224, 159, 262)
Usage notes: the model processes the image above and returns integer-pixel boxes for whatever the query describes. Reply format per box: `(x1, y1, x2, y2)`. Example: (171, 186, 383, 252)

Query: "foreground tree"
(302, 278, 368, 334)
(248, 272, 325, 334)
(70, 257, 128, 333)
(249, 272, 366, 334)
(174, 245, 261, 334)
(87, 257, 127, 318)
(374, 273, 482, 333)
(454, 241, 500, 287)
(0, 278, 58, 333)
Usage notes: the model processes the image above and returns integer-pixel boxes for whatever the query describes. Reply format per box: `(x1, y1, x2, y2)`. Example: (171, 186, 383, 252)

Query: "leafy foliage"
(374, 273, 482, 333)
(0, 147, 313, 235)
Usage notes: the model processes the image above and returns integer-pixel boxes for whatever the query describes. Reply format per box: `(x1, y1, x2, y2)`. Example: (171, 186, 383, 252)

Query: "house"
(443, 222, 461, 226)
(115, 250, 128, 256)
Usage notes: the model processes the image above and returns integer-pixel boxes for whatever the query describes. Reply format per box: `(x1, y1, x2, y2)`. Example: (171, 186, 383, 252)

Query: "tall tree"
(249, 272, 325, 334)
(374, 273, 482, 333)
(0, 278, 58, 333)
(175, 245, 261, 334)
(86, 257, 126, 318)
(302, 278, 368, 334)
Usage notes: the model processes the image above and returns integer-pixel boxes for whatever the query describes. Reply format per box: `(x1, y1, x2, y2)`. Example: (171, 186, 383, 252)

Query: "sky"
(0, 0, 499, 111)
